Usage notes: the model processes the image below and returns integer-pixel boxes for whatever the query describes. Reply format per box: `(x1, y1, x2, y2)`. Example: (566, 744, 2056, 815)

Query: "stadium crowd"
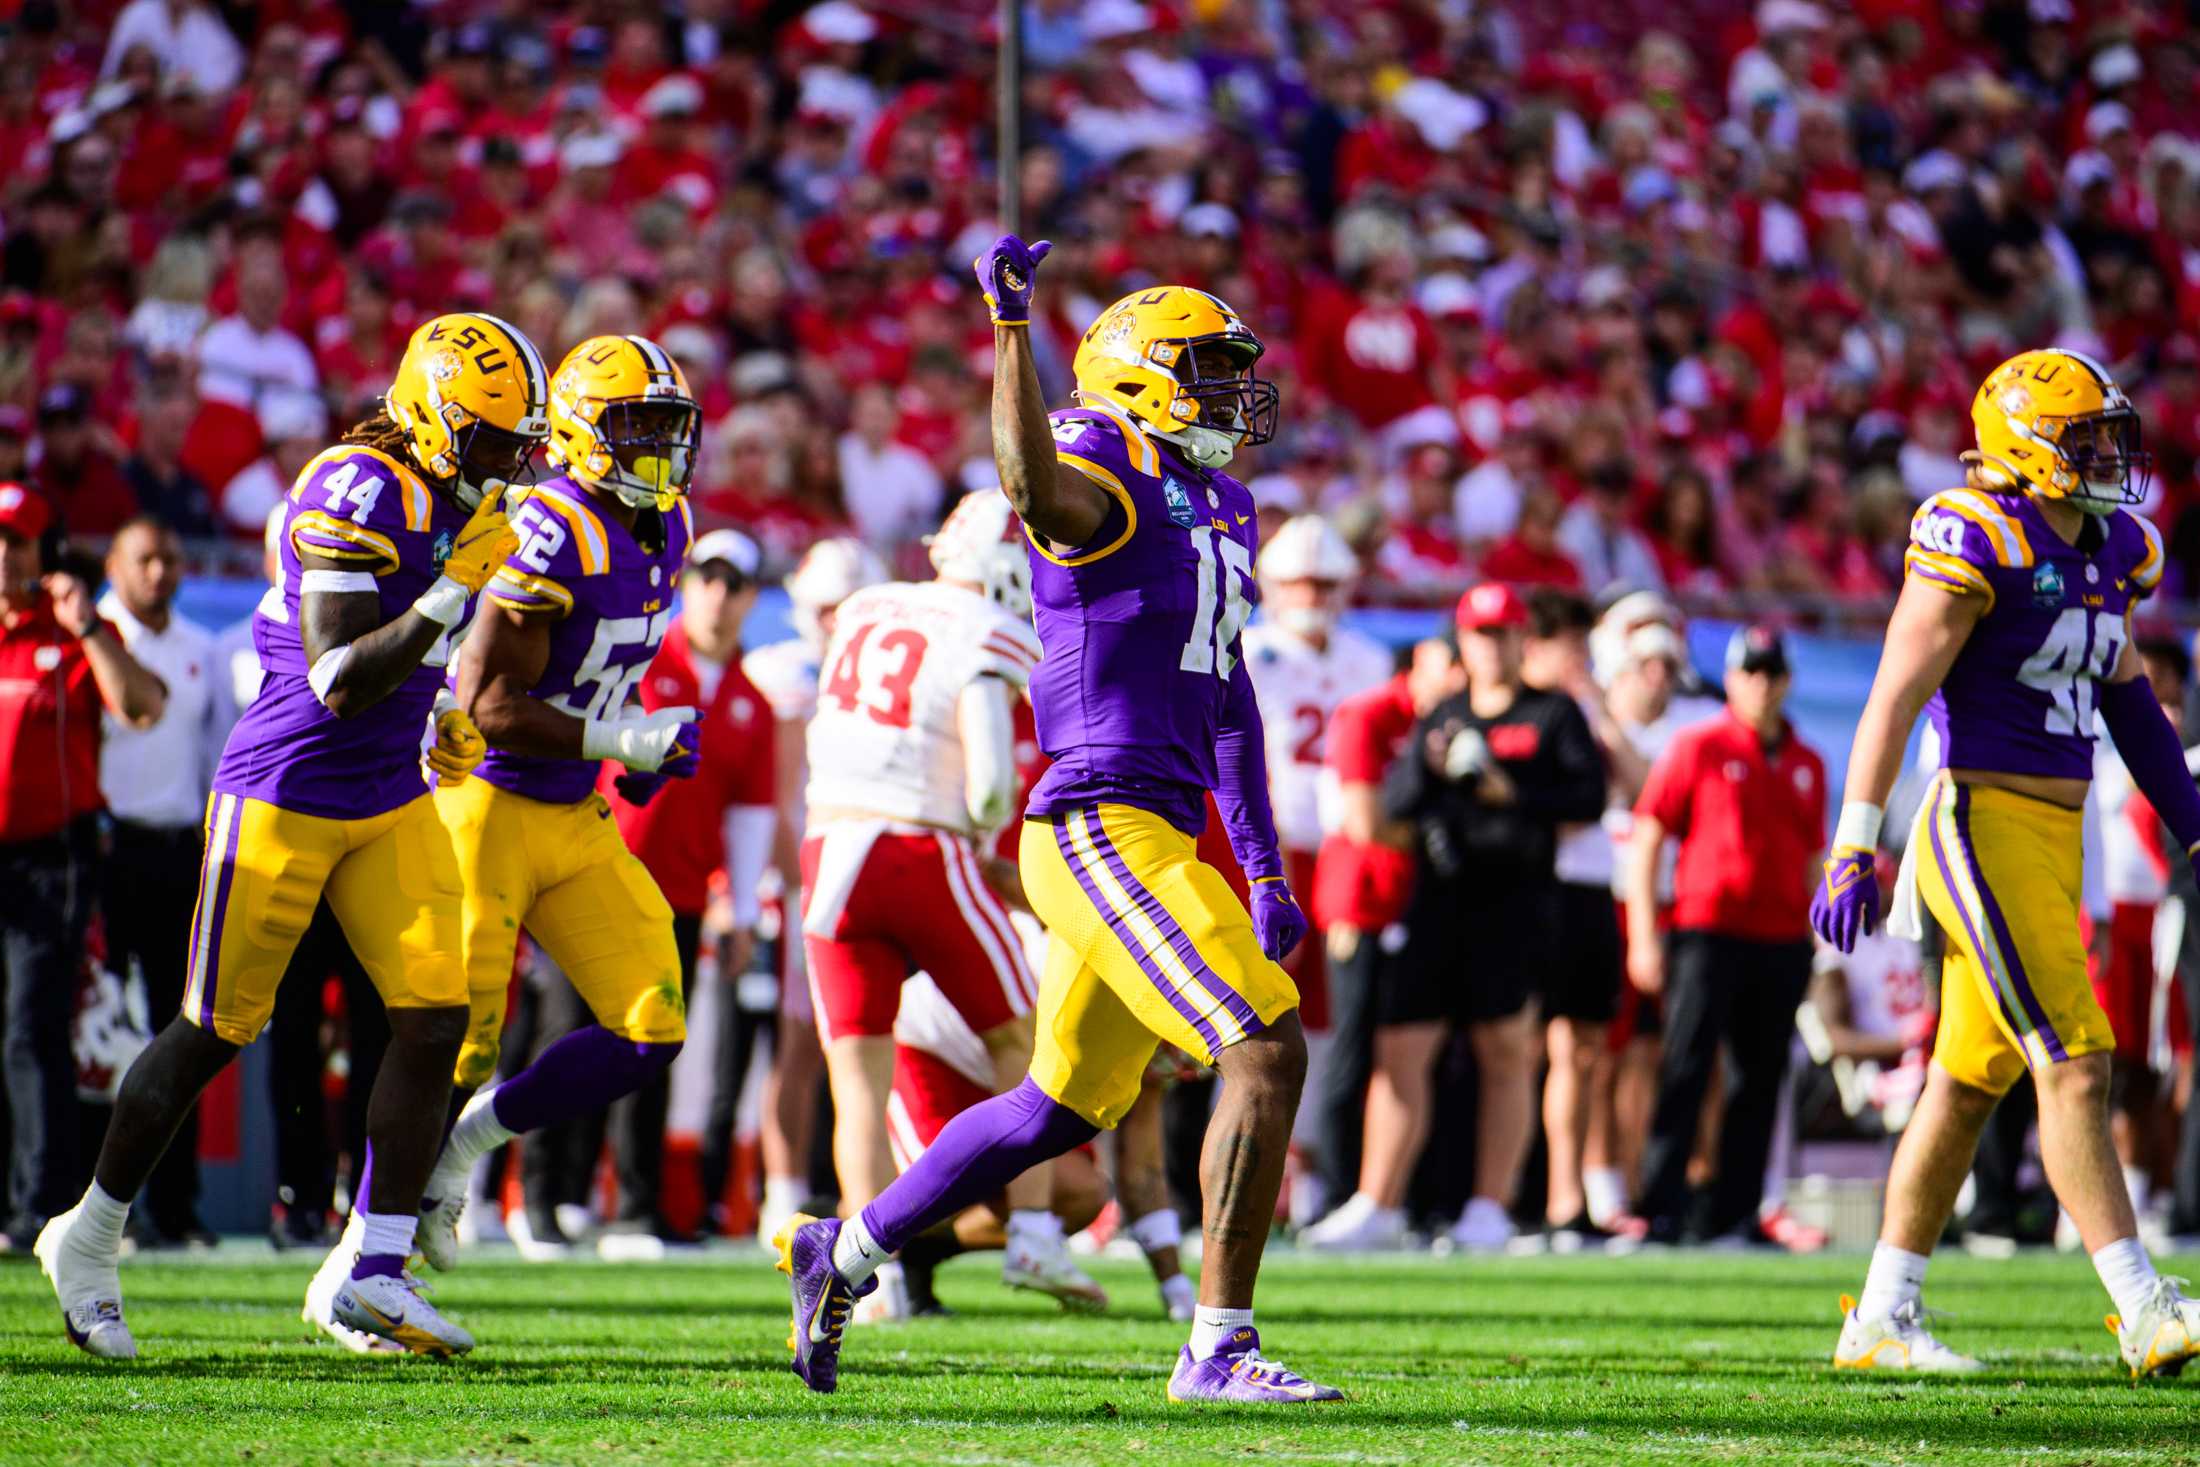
(5, 0, 2200, 1268)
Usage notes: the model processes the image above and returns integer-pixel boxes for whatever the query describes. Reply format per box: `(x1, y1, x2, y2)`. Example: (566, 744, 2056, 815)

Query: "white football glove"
(582, 705, 700, 772)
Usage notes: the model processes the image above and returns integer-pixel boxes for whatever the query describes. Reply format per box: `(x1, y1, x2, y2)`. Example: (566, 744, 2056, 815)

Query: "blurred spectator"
(31, 384, 136, 539)
(1624, 625, 1824, 1246)
(1558, 462, 1665, 594)
(195, 243, 317, 413)
(218, 390, 326, 541)
(0, 484, 162, 1250)
(837, 382, 941, 549)
(1372, 439, 1469, 586)
(102, 0, 243, 96)
(1481, 487, 1584, 589)
(120, 385, 216, 539)
(96, 517, 223, 1248)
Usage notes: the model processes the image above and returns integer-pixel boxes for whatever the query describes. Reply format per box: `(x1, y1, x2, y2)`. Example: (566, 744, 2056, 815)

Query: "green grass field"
(4, 1244, 2199, 1465)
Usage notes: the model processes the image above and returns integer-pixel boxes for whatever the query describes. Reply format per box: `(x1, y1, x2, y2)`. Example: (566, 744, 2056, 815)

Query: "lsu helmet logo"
(1164, 477, 1198, 529)
(2031, 562, 2064, 608)
(431, 529, 455, 574)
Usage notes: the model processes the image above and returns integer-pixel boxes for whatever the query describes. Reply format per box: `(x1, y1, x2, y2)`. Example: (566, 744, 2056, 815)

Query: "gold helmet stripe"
(474, 312, 549, 416)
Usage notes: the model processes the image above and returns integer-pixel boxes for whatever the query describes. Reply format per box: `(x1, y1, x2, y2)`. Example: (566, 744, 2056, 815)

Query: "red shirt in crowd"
(606, 621, 777, 916)
(0, 593, 109, 844)
(1311, 672, 1418, 932)
(1634, 708, 1826, 943)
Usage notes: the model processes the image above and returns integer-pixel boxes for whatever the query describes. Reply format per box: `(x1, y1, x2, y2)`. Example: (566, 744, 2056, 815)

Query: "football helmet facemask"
(1072, 286, 1279, 468)
(547, 334, 701, 513)
(385, 313, 550, 511)
(1968, 347, 2152, 514)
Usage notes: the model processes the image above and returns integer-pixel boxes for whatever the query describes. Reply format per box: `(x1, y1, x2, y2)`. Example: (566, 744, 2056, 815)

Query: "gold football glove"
(440, 493, 521, 593)
(427, 706, 487, 786)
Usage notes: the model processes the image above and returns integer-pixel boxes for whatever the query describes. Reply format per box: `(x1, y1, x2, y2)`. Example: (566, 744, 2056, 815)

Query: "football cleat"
(1167, 1328, 1343, 1403)
(1003, 1228, 1108, 1313)
(1447, 1198, 1517, 1254)
(416, 1190, 466, 1273)
(330, 1268, 475, 1357)
(1301, 1193, 1407, 1252)
(773, 1213, 875, 1393)
(34, 1207, 135, 1360)
(1832, 1294, 1983, 1373)
(507, 1206, 573, 1263)
(2108, 1276, 2200, 1378)
(302, 1221, 405, 1358)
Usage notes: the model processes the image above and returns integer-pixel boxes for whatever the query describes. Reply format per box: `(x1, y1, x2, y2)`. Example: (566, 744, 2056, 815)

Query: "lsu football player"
(38, 313, 544, 1359)
(1814, 349, 2200, 1376)
(399, 335, 705, 1280)
(776, 237, 1341, 1403)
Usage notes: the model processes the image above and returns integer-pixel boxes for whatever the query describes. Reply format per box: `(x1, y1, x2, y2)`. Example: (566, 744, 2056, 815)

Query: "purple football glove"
(973, 234, 1052, 325)
(1809, 847, 1880, 953)
(614, 767, 669, 807)
(1249, 878, 1308, 964)
(659, 719, 702, 780)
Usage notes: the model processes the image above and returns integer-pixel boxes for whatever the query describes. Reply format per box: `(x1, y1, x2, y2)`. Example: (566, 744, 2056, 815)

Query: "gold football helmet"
(1071, 286, 1278, 467)
(546, 334, 700, 512)
(385, 313, 551, 509)
(1968, 348, 2151, 513)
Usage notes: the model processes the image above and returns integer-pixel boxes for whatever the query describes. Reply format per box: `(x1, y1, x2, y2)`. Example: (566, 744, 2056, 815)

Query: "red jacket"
(0, 594, 109, 844)
(1311, 673, 1418, 930)
(1636, 709, 1826, 942)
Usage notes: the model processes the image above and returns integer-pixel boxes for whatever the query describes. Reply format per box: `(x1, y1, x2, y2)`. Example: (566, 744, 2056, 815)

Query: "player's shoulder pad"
(1049, 402, 1162, 483)
(742, 638, 818, 721)
(2112, 507, 2165, 594)
(509, 481, 614, 579)
(1906, 488, 2032, 602)
(288, 444, 436, 569)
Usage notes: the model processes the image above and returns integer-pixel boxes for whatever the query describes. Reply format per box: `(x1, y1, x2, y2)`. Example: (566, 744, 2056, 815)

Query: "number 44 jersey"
(1023, 405, 1262, 836)
(1906, 486, 2163, 781)
(804, 579, 1041, 833)
(468, 477, 695, 803)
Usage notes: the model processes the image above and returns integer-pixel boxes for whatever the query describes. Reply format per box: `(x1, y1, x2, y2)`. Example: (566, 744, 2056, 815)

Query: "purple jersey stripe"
(1925, 785, 2029, 1043)
(1053, 816, 1224, 1054)
(1950, 784, 2065, 1060)
(1085, 812, 1262, 1035)
(195, 795, 245, 1030)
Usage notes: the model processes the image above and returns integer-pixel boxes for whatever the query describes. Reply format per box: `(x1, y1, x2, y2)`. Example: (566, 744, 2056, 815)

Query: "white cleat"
(302, 1215, 404, 1357)
(1158, 1274, 1197, 1323)
(1832, 1294, 1984, 1373)
(1446, 1199, 1517, 1255)
(506, 1209, 572, 1263)
(1301, 1194, 1408, 1253)
(35, 1209, 136, 1360)
(330, 1267, 475, 1357)
(416, 1191, 466, 1273)
(2110, 1276, 2200, 1378)
(1004, 1228, 1108, 1312)
(852, 1259, 911, 1325)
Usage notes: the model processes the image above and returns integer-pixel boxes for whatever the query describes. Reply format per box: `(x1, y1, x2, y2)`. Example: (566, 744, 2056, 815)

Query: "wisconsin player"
(37, 313, 543, 1358)
(1239, 514, 1389, 1219)
(777, 237, 1340, 1403)
(1816, 349, 2200, 1376)
(802, 490, 1105, 1316)
(400, 335, 705, 1280)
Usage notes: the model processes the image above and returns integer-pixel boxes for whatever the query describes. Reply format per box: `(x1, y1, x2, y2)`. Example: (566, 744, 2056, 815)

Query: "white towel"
(1885, 776, 1939, 942)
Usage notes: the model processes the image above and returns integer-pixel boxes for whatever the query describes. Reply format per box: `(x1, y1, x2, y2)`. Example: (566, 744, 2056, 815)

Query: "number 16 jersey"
(1024, 403, 1262, 837)
(1905, 486, 2163, 781)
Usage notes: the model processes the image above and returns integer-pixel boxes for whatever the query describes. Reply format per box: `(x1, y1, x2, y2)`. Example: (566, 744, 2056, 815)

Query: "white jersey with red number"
(2094, 747, 2170, 904)
(1240, 622, 1392, 853)
(1812, 928, 1929, 1042)
(805, 580, 1042, 833)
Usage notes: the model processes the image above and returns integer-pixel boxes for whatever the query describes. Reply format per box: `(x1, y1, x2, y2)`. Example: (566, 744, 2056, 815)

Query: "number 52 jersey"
(1905, 486, 2163, 780)
(1024, 404, 1262, 836)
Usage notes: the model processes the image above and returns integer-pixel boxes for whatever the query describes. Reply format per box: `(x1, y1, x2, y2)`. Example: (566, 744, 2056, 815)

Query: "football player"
(38, 313, 544, 1358)
(1816, 348, 2200, 1375)
(394, 335, 705, 1287)
(801, 491, 1104, 1317)
(776, 238, 1341, 1403)
(1238, 514, 1390, 1222)
(745, 536, 887, 1242)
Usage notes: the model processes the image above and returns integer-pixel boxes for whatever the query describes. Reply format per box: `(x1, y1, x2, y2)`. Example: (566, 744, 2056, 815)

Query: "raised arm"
(46, 574, 164, 726)
(973, 235, 1111, 550)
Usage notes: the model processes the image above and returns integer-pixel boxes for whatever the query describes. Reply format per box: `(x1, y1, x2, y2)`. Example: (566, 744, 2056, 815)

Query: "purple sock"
(860, 1076, 1097, 1255)
(355, 1142, 375, 1217)
(351, 1253, 405, 1280)
(488, 1026, 681, 1134)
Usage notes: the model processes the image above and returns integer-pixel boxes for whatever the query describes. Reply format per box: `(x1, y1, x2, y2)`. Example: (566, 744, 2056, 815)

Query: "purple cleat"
(772, 1212, 874, 1393)
(1167, 1327, 1344, 1403)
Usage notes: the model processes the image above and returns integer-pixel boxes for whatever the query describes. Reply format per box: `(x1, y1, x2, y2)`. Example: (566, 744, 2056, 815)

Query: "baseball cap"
(1726, 622, 1790, 677)
(1457, 582, 1528, 632)
(0, 481, 51, 541)
(689, 527, 762, 581)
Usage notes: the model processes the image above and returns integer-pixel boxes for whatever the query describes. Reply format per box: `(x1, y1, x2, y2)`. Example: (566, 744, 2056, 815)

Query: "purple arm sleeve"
(1215, 655, 1285, 883)
(2099, 674, 2200, 861)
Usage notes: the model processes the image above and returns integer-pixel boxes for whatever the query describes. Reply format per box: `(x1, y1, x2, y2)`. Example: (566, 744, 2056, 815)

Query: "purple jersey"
(1907, 487, 2165, 781)
(213, 444, 461, 819)
(468, 478, 694, 805)
(1024, 404, 1262, 835)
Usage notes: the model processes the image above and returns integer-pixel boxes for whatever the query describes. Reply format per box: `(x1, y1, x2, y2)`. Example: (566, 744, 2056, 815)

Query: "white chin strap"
(452, 476, 498, 512)
(1162, 425, 1237, 468)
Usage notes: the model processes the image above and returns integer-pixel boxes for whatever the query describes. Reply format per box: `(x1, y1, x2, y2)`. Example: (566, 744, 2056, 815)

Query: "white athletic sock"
(1128, 1207, 1182, 1255)
(75, 1182, 129, 1254)
(761, 1176, 805, 1220)
(831, 1214, 886, 1286)
(432, 1088, 516, 1195)
(1191, 1305, 1256, 1360)
(1008, 1208, 1060, 1245)
(359, 1210, 418, 1260)
(2093, 1236, 2160, 1323)
(2124, 1165, 2152, 1218)
(1159, 1273, 1196, 1317)
(1583, 1168, 1628, 1228)
(1857, 1241, 1930, 1321)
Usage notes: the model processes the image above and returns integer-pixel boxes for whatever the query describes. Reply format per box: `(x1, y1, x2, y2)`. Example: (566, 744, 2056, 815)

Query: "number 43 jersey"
(804, 579, 1041, 832)
(1024, 405, 1262, 836)
(468, 476, 694, 805)
(1906, 486, 2164, 781)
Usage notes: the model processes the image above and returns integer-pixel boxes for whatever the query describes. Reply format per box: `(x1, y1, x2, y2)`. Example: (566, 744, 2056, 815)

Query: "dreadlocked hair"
(1960, 450, 2019, 494)
(339, 407, 430, 475)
